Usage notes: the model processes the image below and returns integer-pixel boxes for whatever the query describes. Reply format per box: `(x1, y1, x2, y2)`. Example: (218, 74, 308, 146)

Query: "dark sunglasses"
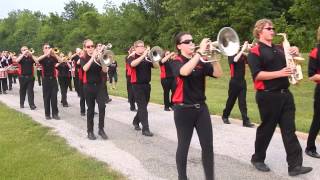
(180, 39, 194, 44)
(86, 45, 95, 48)
(264, 27, 275, 31)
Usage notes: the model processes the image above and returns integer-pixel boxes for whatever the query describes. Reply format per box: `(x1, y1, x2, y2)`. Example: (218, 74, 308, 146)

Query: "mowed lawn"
(0, 102, 124, 180)
(110, 54, 315, 133)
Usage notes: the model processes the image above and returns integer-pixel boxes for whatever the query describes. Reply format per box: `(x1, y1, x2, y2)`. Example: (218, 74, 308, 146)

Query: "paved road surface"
(0, 83, 319, 180)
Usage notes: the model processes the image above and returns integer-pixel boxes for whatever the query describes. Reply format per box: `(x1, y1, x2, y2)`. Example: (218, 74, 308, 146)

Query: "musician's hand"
(143, 47, 150, 57)
(289, 46, 299, 56)
(279, 67, 294, 77)
(241, 41, 249, 51)
(198, 38, 210, 54)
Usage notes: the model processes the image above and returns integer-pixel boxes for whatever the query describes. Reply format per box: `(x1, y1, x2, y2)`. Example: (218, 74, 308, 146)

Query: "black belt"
(175, 103, 201, 109)
(20, 75, 33, 78)
(260, 89, 289, 93)
(43, 76, 56, 79)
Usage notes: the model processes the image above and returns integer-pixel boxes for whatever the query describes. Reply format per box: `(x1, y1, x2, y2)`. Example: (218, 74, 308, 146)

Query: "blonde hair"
(317, 26, 320, 43)
(82, 39, 93, 48)
(253, 19, 273, 39)
(134, 40, 144, 47)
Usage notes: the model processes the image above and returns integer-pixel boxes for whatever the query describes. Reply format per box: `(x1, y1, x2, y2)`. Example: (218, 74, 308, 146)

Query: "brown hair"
(174, 32, 190, 54)
(253, 19, 273, 39)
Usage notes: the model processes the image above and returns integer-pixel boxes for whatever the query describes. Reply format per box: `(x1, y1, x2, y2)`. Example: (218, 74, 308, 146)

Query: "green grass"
(0, 102, 124, 180)
(109, 54, 314, 133)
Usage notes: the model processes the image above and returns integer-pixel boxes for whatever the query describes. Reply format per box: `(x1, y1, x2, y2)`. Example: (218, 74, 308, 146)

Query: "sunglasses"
(180, 39, 194, 44)
(264, 27, 275, 31)
(86, 45, 95, 49)
(44, 46, 50, 49)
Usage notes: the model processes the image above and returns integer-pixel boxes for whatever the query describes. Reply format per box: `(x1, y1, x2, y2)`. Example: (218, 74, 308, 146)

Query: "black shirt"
(80, 54, 102, 84)
(228, 54, 246, 80)
(108, 60, 117, 75)
(170, 55, 214, 104)
(160, 59, 173, 79)
(39, 56, 58, 77)
(248, 42, 289, 90)
(56, 62, 70, 77)
(308, 44, 320, 84)
(127, 54, 153, 84)
(18, 56, 35, 76)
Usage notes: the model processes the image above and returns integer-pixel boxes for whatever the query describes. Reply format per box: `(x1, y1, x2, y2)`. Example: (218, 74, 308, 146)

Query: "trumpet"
(29, 48, 35, 54)
(52, 47, 60, 54)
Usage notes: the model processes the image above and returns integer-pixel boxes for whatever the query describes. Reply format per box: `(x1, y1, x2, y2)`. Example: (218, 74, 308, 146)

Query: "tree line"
(0, 0, 319, 55)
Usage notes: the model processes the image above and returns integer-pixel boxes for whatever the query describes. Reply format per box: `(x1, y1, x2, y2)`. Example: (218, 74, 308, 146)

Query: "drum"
(0, 68, 8, 78)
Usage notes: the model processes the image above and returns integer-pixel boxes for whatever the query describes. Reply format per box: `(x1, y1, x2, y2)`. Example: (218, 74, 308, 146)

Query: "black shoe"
(142, 130, 154, 137)
(9, 88, 12, 91)
(20, 104, 24, 108)
(63, 104, 69, 107)
(105, 99, 112, 104)
(251, 161, 270, 172)
(3, 91, 7, 94)
(87, 132, 97, 140)
(80, 112, 86, 116)
(130, 108, 137, 112)
(94, 112, 98, 115)
(52, 115, 60, 120)
(30, 105, 37, 110)
(222, 117, 231, 124)
(0, 91, 2, 94)
(305, 150, 320, 158)
(164, 107, 171, 111)
(45, 116, 51, 120)
(133, 123, 141, 131)
(243, 121, 254, 128)
(288, 166, 312, 176)
(98, 130, 108, 140)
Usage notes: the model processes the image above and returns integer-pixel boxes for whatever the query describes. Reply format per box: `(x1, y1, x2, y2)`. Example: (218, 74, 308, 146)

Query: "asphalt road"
(0, 82, 319, 180)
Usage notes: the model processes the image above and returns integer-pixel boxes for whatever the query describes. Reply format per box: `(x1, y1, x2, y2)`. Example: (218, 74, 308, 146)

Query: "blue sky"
(0, 0, 127, 19)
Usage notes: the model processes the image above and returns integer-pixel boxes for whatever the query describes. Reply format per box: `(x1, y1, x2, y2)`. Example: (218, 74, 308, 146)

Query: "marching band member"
(159, 50, 175, 111)
(55, 54, 71, 107)
(108, 56, 118, 89)
(221, 41, 254, 127)
(0, 51, 9, 94)
(36, 62, 42, 86)
(80, 39, 108, 140)
(15, 46, 37, 110)
(305, 25, 320, 158)
(2, 51, 14, 90)
(247, 19, 312, 176)
(71, 48, 82, 96)
(171, 32, 222, 180)
(37, 43, 62, 120)
(127, 40, 159, 136)
(125, 46, 136, 111)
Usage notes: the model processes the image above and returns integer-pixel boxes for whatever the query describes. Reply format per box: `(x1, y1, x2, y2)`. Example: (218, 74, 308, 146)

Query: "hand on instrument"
(289, 46, 299, 56)
(198, 38, 210, 54)
(279, 67, 294, 77)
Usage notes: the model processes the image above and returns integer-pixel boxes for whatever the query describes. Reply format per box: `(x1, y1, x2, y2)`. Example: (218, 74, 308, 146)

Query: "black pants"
(79, 81, 86, 114)
(103, 78, 110, 101)
(132, 83, 151, 131)
(74, 76, 80, 96)
(83, 83, 106, 133)
(37, 70, 42, 86)
(126, 76, 136, 110)
(108, 72, 118, 83)
(19, 76, 35, 107)
(222, 79, 249, 121)
(58, 76, 70, 105)
(0, 78, 8, 92)
(68, 72, 73, 91)
(42, 77, 59, 117)
(252, 90, 302, 170)
(161, 77, 174, 109)
(174, 103, 214, 180)
(8, 74, 14, 90)
(306, 84, 320, 152)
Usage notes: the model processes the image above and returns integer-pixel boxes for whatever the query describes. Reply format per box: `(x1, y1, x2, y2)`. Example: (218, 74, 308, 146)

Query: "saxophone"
(277, 33, 304, 85)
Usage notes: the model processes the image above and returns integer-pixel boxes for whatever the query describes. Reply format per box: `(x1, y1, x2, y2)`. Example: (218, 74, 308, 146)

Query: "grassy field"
(0, 102, 124, 180)
(109, 54, 315, 133)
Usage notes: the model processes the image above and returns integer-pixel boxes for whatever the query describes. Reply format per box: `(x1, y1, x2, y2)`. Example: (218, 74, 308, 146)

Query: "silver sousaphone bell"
(145, 46, 164, 63)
